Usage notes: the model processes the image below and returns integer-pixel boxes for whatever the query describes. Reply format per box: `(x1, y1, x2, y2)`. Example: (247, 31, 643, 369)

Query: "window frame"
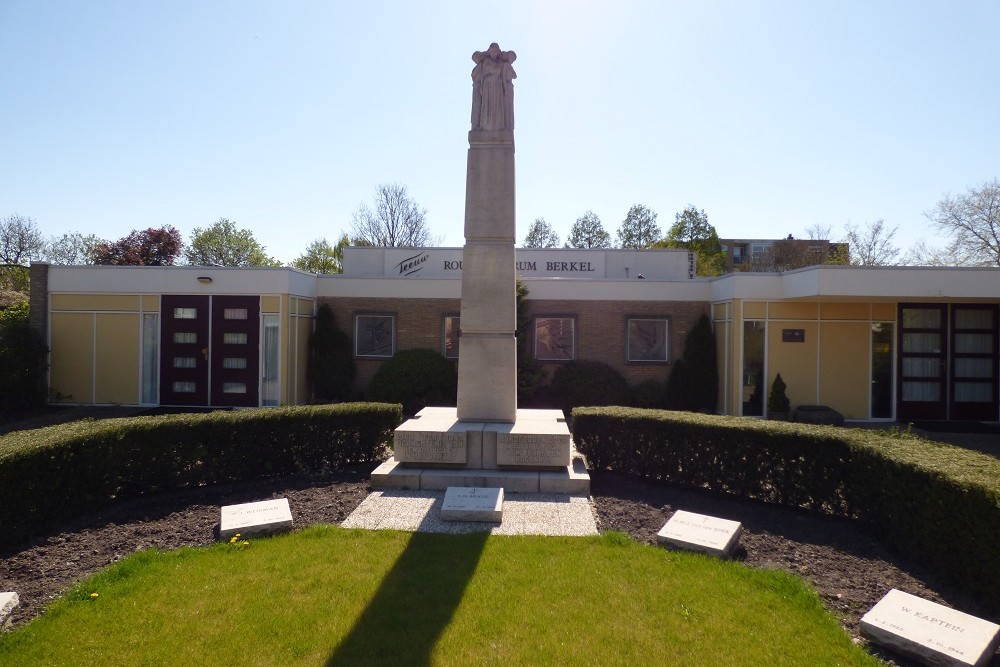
(354, 313, 397, 359)
(625, 316, 670, 363)
(442, 314, 460, 360)
(533, 315, 577, 362)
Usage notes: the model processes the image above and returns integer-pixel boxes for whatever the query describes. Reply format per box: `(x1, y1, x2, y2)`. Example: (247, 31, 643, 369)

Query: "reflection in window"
(223, 308, 248, 320)
(627, 319, 668, 362)
(223, 332, 248, 345)
(742, 321, 765, 417)
(262, 314, 280, 406)
(223, 357, 247, 370)
(173, 332, 197, 344)
(535, 317, 575, 361)
(871, 323, 893, 418)
(355, 315, 395, 357)
(223, 382, 247, 394)
(443, 316, 460, 359)
(173, 308, 197, 319)
(173, 357, 197, 369)
(141, 313, 159, 404)
(172, 381, 196, 393)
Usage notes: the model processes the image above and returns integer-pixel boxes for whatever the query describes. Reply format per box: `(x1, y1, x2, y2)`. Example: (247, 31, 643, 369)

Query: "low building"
(721, 237, 848, 272)
(30, 249, 1000, 422)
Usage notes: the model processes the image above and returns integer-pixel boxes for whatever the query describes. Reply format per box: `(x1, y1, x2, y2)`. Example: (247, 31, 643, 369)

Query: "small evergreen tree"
(666, 313, 718, 412)
(308, 304, 355, 402)
(516, 280, 545, 403)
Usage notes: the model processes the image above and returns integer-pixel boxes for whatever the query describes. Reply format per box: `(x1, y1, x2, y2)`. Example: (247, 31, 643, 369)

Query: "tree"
(665, 313, 717, 412)
(185, 218, 279, 267)
(351, 183, 432, 248)
(616, 204, 661, 249)
(293, 235, 347, 274)
(308, 304, 355, 402)
(844, 219, 900, 266)
(657, 206, 727, 276)
(0, 301, 46, 415)
(566, 210, 611, 249)
(925, 178, 1000, 267)
(805, 223, 833, 240)
(523, 218, 560, 248)
(46, 232, 106, 265)
(92, 226, 183, 266)
(0, 214, 46, 266)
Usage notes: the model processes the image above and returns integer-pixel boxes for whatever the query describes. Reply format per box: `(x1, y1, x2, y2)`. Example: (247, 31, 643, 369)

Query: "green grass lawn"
(0, 527, 879, 666)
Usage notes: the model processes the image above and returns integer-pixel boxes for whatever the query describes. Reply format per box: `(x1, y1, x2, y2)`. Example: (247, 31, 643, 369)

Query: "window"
(172, 381, 196, 393)
(223, 308, 248, 320)
(222, 357, 247, 369)
(443, 316, 460, 359)
(173, 332, 197, 344)
(223, 332, 248, 345)
(261, 314, 280, 406)
(627, 318, 669, 362)
(535, 317, 575, 361)
(173, 357, 197, 369)
(222, 382, 247, 394)
(173, 307, 197, 319)
(141, 313, 159, 404)
(355, 314, 395, 358)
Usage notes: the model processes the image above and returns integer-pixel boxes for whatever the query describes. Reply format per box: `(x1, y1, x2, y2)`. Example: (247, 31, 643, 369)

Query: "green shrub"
(309, 304, 355, 402)
(631, 379, 666, 409)
(0, 301, 46, 416)
(768, 373, 791, 414)
(367, 348, 457, 415)
(572, 406, 1000, 612)
(665, 313, 717, 412)
(550, 360, 629, 415)
(0, 402, 402, 548)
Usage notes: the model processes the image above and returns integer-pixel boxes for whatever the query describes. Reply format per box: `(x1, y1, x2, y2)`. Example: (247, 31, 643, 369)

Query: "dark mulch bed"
(1, 467, 997, 666)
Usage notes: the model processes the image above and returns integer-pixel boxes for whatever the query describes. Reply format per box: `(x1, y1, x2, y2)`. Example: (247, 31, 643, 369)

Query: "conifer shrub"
(550, 360, 629, 415)
(309, 304, 355, 402)
(367, 348, 457, 415)
(0, 301, 46, 416)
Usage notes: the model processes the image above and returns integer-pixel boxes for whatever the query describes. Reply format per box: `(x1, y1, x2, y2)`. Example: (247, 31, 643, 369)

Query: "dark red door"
(160, 295, 210, 406)
(210, 296, 260, 407)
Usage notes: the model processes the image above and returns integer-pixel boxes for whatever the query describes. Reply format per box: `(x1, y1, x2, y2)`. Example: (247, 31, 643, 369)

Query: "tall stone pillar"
(457, 43, 518, 423)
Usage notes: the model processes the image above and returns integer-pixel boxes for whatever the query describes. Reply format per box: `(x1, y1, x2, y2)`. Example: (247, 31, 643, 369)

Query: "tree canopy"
(566, 210, 611, 249)
(522, 218, 561, 248)
(0, 214, 46, 266)
(616, 204, 661, 249)
(925, 178, 1000, 267)
(185, 218, 279, 267)
(293, 235, 348, 274)
(46, 232, 106, 265)
(657, 206, 726, 276)
(92, 226, 183, 266)
(351, 183, 432, 247)
(845, 219, 899, 266)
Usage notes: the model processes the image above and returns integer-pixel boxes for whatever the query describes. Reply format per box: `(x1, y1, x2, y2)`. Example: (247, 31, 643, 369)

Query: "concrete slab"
(370, 457, 590, 494)
(656, 510, 743, 557)
(0, 592, 18, 629)
(441, 487, 504, 522)
(539, 457, 591, 494)
(219, 498, 293, 541)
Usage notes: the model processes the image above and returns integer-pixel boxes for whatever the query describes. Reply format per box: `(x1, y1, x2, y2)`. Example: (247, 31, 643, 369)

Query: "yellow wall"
(768, 302, 818, 320)
(818, 321, 869, 418)
(766, 321, 819, 408)
(95, 314, 140, 404)
(50, 312, 94, 403)
(51, 294, 141, 311)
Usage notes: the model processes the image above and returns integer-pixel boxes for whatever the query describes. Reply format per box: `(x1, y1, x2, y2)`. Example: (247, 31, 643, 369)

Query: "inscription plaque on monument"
(860, 589, 1000, 667)
(219, 498, 293, 541)
(496, 432, 570, 467)
(395, 428, 467, 464)
(656, 510, 743, 557)
(441, 486, 504, 522)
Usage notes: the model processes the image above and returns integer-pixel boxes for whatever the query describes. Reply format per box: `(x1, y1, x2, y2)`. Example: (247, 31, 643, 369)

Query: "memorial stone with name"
(656, 510, 743, 557)
(860, 588, 1000, 667)
(219, 498, 293, 541)
(441, 486, 504, 522)
(0, 592, 18, 629)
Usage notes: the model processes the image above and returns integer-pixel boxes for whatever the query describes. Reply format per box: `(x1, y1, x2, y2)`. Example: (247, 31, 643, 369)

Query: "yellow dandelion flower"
(90, 592, 99, 599)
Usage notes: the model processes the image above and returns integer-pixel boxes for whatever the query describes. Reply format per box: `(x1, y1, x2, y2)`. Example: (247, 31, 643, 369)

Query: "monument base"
(379, 407, 589, 494)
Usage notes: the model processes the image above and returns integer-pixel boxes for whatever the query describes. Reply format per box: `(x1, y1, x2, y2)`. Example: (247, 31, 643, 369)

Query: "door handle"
(201, 347, 209, 360)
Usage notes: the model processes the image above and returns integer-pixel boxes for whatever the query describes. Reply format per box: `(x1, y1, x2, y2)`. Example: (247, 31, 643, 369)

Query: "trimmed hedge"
(572, 407, 1000, 611)
(0, 403, 402, 549)
(367, 348, 457, 415)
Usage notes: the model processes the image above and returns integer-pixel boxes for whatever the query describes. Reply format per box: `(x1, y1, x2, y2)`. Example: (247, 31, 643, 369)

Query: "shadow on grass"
(326, 530, 489, 666)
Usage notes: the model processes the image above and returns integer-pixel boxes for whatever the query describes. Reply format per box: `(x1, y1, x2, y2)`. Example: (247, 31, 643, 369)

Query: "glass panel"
(222, 357, 247, 370)
(955, 381, 992, 403)
(443, 316, 460, 360)
(902, 308, 941, 329)
(742, 321, 765, 417)
(173, 332, 197, 344)
(902, 381, 940, 401)
(262, 315, 279, 406)
(902, 333, 941, 354)
(955, 309, 993, 329)
(223, 332, 248, 345)
(173, 307, 197, 320)
(172, 357, 197, 369)
(141, 313, 159, 404)
(172, 381, 196, 393)
(955, 357, 993, 378)
(955, 333, 992, 354)
(871, 323, 893, 418)
(902, 357, 940, 378)
(222, 382, 247, 394)
(355, 315, 395, 357)
(535, 317, 575, 361)
(223, 308, 248, 320)
(627, 319, 669, 362)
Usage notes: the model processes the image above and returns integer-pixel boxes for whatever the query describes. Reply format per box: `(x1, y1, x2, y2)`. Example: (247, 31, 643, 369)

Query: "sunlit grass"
(0, 526, 878, 666)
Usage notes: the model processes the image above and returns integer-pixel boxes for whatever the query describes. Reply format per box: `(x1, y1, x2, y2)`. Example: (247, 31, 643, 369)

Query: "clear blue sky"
(2, 1, 997, 264)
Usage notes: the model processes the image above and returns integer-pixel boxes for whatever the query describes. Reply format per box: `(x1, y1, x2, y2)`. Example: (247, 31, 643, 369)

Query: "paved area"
(341, 489, 598, 536)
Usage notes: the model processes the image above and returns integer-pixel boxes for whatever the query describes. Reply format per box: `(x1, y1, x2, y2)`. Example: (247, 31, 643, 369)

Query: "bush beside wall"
(572, 407, 1000, 611)
(0, 403, 402, 548)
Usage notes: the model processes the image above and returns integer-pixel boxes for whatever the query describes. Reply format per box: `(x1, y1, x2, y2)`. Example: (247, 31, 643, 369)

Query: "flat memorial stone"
(860, 589, 1000, 667)
(441, 486, 503, 522)
(656, 509, 743, 557)
(1, 592, 18, 629)
(219, 498, 293, 541)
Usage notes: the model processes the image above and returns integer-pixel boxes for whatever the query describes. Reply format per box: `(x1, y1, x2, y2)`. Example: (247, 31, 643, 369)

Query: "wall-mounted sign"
(782, 328, 805, 343)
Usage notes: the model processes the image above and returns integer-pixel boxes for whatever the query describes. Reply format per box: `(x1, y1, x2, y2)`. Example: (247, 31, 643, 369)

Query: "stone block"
(393, 417, 470, 465)
(495, 419, 571, 467)
(538, 457, 591, 494)
(370, 459, 421, 489)
(219, 498, 293, 541)
(656, 510, 743, 557)
(1, 592, 18, 629)
(421, 467, 538, 493)
(456, 335, 518, 422)
(860, 588, 1000, 667)
(441, 486, 504, 522)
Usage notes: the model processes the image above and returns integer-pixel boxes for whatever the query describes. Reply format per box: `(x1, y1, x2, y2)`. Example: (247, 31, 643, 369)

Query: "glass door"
(897, 304, 947, 420)
(950, 305, 998, 420)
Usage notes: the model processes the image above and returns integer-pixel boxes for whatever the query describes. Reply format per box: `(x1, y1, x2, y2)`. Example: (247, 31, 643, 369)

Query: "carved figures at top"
(471, 43, 516, 131)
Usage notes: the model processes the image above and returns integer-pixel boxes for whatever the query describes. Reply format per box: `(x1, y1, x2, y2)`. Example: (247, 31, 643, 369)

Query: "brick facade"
(319, 295, 708, 398)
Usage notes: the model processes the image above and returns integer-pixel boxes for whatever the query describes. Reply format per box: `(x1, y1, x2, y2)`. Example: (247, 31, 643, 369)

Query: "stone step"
(371, 456, 590, 495)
